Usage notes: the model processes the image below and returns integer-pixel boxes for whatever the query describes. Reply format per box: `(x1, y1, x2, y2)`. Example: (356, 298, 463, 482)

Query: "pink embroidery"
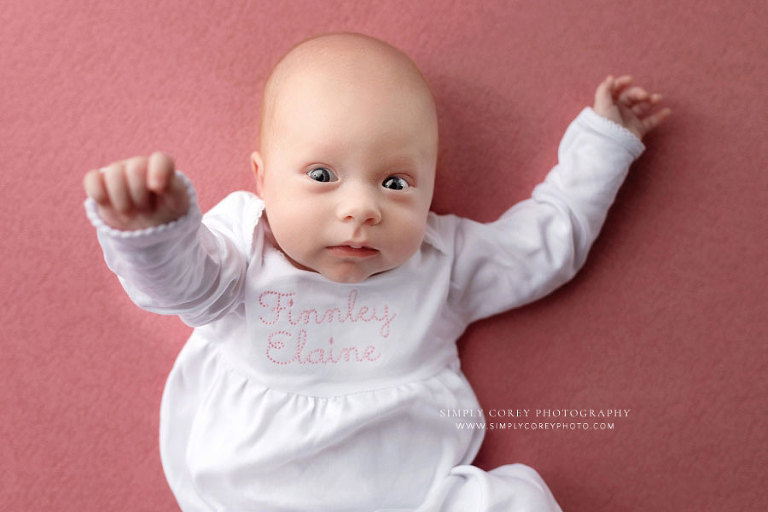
(266, 329, 381, 366)
(258, 289, 396, 338)
(265, 330, 293, 365)
(258, 291, 294, 326)
(258, 289, 392, 366)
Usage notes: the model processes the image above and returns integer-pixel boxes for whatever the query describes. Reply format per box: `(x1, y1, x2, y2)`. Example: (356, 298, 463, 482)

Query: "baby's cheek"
(390, 222, 426, 264)
(267, 208, 315, 257)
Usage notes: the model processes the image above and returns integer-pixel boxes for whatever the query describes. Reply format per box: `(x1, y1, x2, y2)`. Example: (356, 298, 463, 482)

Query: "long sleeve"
(84, 173, 265, 327)
(442, 107, 646, 324)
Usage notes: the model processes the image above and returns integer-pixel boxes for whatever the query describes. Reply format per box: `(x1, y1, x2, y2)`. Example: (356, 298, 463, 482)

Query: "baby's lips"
(327, 245, 380, 258)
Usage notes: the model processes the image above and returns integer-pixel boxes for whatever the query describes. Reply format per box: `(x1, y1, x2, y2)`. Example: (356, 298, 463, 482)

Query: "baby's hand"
(593, 75, 671, 140)
(84, 151, 189, 230)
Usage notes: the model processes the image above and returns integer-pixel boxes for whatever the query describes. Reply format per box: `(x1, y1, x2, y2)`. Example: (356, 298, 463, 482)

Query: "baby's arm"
(592, 75, 671, 140)
(84, 153, 256, 326)
(444, 77, 667, 323)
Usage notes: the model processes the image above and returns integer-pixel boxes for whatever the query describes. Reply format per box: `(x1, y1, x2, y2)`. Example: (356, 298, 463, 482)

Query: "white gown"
(86, 107, 644, 511)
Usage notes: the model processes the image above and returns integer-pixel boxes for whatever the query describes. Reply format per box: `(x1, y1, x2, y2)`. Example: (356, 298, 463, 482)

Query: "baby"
(84, 33, 669, 511)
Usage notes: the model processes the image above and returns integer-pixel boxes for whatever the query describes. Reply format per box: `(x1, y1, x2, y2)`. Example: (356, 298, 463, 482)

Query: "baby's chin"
(317, 267, 381, 284)
(317, 261, 402, 284)
(322, 273, 369, 284)
(280, 251, 385, 284)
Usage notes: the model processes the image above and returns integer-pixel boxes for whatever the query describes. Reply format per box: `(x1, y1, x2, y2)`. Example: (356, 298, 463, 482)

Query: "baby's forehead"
(259, 33, 437, 151)
(268, 34, 424, 96)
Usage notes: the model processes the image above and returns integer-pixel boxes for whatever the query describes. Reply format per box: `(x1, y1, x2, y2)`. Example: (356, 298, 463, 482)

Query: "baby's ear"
(250, 151, 265, 198)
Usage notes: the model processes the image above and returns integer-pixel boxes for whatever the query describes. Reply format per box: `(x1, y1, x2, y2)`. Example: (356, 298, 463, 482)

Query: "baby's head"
(251, 33, 438, 284)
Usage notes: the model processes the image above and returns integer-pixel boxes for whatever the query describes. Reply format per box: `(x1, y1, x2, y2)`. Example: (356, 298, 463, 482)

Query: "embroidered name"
(257, 289, 396, 366)
(258, 289, 396, 337)
(266, 330, 380, 366)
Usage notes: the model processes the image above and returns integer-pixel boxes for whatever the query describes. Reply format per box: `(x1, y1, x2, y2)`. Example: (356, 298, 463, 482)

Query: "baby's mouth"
(327, 244, 379, 258)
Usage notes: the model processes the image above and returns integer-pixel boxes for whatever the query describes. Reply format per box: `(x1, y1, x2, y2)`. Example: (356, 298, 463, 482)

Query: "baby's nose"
(337, 187, 382, 225)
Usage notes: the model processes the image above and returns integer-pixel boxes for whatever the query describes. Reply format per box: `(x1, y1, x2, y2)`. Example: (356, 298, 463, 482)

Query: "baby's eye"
(307, 167, 337, 183)
(382, 176, 409, 190)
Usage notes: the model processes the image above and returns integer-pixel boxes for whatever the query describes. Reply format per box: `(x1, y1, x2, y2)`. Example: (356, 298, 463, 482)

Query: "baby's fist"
(593, 75, 671, 140)
(84, 151, 189, 230)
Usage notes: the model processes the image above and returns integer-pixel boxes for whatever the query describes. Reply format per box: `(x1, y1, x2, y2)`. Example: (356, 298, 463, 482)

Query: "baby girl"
(84, 32, 669, 511)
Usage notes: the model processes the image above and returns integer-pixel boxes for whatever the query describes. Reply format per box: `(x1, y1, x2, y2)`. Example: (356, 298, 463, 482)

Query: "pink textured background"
(3, 1, 766, 510)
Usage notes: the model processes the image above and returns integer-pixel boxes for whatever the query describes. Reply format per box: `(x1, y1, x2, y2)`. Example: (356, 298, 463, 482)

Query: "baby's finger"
(641, 107, 672, 134)
(147, 151, 175, 193)
(633, 93, 664, 116)
(619, 86, 649, 106)
(611, 75, 634, 98)
(125, 156, 150, 210)
(162, 173, 190, 216)
(103, 163, 132, 213)
(84, 169, 109, 205)
(594, 76, 615, 112)
(631, 101, 652, 117)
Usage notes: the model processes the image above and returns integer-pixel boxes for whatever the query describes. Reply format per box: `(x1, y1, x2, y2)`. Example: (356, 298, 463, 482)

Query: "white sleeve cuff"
(577, 107, 646, 158)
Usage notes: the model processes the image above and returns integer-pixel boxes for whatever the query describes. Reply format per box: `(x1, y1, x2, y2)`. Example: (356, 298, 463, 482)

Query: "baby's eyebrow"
(381, 154, 421, 170)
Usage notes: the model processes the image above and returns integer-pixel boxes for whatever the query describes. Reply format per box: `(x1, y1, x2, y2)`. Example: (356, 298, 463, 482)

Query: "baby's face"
(253, 38, 437, 283)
